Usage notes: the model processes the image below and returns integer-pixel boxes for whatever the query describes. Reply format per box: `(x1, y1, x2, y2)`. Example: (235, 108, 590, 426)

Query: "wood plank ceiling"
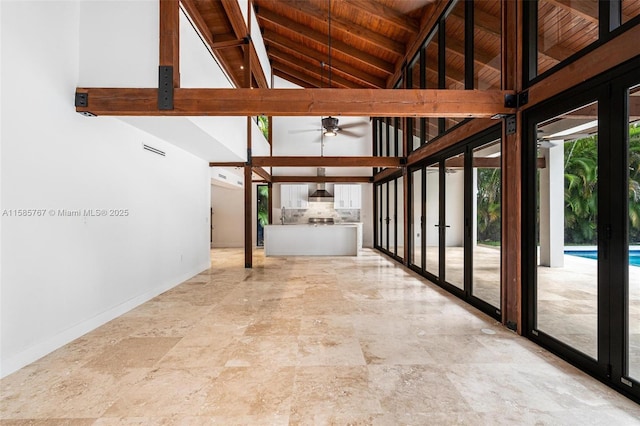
(183, 0, 438, 89)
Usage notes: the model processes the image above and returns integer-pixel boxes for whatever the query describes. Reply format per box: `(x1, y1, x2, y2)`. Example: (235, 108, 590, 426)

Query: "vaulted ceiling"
(182, 0, 438, 89)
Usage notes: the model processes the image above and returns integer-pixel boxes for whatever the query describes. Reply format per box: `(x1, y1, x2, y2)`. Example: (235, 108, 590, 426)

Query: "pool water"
(565, 250, 640, 266)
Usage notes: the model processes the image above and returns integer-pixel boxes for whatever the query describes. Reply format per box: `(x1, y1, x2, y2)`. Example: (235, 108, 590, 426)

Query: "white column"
(539, 140, 565, 267)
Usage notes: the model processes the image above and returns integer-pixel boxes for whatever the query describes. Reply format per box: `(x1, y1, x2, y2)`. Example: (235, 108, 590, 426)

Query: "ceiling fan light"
(324, 129, 337, 137)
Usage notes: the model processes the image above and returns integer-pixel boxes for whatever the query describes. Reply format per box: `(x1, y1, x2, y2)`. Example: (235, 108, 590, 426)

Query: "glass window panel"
(628, 84, 640, 381)
(536, 102, 599, 360)
(474, 0, 501, 90)
(412, 169, 423, 268)
(425, 163, 440, 278)
(472, 139, 501, 308)
(382, 183, 388, 250)
(409, 52, 422, 151)
(622, 0, 640, 25)
(425, 28, 440, 142)
(377, 184, 383, 247)
(537, 0, 599, 76)
(444, 152, 465, 289)
(380, 119, 388, 157)
(388, 182, 395, 252)
(397, 117, 404, 157)
(445, 0, 465, 91)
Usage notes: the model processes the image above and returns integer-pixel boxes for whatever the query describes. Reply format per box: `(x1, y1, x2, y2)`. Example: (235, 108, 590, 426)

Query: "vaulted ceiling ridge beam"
(264, 31, 385, 88)
(270, 49, 363, 88)
(257, 8, 394, 75)
(343, 0, 419, 33)
(258, 0, 404, 58)
(75, 87, 516, 117)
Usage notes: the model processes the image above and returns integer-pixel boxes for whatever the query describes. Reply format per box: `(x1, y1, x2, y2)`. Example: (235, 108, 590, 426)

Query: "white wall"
(0, 0, 210, 377)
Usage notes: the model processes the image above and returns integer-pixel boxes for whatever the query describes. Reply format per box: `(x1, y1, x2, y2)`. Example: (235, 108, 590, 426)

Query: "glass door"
(411, 168, 423, 269)
(425, 162, 440, 279)
(443, 152, 465, 290)
(534, 101, 599, 360)
(471, 139, 502, 309)
(625, 83, 640, 387)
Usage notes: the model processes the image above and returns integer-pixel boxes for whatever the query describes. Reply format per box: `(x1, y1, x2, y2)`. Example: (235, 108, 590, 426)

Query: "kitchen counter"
(264, 224, 358, 256)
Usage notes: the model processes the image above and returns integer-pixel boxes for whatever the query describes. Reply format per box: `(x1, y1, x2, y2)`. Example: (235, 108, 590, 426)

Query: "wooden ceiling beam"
(219, 0, 268, 88)
(252, 156, 401, 168)
(252, 166, 272, 182)
(209, 162, 246, 167)
(260, 0, 405, 58)
(75, 87, 516, 117)
(160, 0, 180, 88)
(270, 49, 363, 88)
(272, 176, 372, 183)
(344, 0, 418, 34)
(264, 30, 385, 88)
(257, 8, 394, 75)
(373, 166, 401, 183)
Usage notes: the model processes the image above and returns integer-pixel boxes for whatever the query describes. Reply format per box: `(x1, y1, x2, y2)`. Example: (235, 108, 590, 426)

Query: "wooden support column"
(159, 0, 180, 87)
(244, 165, 253, 268)
(501, 0, 523, 333)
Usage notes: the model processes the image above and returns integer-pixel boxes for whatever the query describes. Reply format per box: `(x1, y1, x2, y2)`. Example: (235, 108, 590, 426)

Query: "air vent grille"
(143, 144, 165, 156)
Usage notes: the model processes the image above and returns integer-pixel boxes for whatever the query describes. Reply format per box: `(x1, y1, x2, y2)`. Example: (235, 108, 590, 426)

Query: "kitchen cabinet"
(280, 184, 309, 209)
(334, 184, 362, 209)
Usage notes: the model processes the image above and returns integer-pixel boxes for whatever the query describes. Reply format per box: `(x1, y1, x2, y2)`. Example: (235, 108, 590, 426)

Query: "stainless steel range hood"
(308, 168, 334, 202)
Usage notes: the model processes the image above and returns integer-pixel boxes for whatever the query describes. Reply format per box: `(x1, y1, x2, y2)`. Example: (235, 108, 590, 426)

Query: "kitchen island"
(264, 224, 358, 256)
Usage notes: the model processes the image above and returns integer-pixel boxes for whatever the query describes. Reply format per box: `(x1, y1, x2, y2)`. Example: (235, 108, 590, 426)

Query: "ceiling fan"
(288, 116, 367, 140)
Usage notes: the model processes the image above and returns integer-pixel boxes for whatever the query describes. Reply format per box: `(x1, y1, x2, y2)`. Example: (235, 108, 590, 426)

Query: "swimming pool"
(564, 249, 640, 267)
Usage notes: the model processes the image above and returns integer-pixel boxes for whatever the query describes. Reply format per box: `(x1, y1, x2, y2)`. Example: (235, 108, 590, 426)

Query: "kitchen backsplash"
(279, 203, 360, 224)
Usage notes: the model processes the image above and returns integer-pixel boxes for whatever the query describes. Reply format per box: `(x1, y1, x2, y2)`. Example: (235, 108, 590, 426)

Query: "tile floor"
(1, 248, 640, 425)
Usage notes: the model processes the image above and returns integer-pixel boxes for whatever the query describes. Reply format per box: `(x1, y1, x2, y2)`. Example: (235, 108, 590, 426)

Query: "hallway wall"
(0, 1, 211, 377)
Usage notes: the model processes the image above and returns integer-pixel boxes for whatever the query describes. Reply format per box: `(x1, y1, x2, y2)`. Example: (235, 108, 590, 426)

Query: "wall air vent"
(218, 174, 227, 180)
(142, 144, 165, 157)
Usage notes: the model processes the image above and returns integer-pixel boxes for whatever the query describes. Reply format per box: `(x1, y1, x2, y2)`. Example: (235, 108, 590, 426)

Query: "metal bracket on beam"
(75, 92, 96, 116)
(504, 90, 529, 108)
(399, 157, 407, 166)
(243, 36, 251, 44)
(506, 115, 517, 135)
(158, 66, 174, 110)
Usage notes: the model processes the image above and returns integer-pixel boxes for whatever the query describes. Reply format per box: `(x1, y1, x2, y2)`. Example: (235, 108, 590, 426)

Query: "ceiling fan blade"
(288, 129, 321, 134)
(338, 122, 369, 130)
(339, 129, 364, 138)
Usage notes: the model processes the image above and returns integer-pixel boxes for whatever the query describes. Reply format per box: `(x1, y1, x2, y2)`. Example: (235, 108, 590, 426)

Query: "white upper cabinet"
(281, 184, 309, 209)
(334, 184, 362, 209)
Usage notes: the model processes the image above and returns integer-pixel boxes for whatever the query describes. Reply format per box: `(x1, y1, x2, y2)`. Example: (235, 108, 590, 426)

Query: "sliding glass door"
(525, 66, 640, 401)
(409, 129, 502, 319)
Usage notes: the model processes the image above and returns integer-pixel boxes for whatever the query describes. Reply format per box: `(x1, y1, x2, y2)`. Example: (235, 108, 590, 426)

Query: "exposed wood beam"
(252, 166, 272, 182)
(180, 0, 215, 47)
(220, 0, 268, 88)
(272, 176, 371, 183)
(261, 0, 404, 58)
(372, 166, 401, 183)
(264, 30, 385, 88)
(252, 156, 401, 168)
(270, 50, 361, 88)
(209, 162, 245, 167)
(526, 24, 640, 110)
(211, 39, 247, 49)
(407, 119, 497, 166)
(159, 0, 180, 87)
(75, 88, 516, 118)
(257, 8, 394, 75)
(452, 5, 499, 37)
(344, 0, 418, 34)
